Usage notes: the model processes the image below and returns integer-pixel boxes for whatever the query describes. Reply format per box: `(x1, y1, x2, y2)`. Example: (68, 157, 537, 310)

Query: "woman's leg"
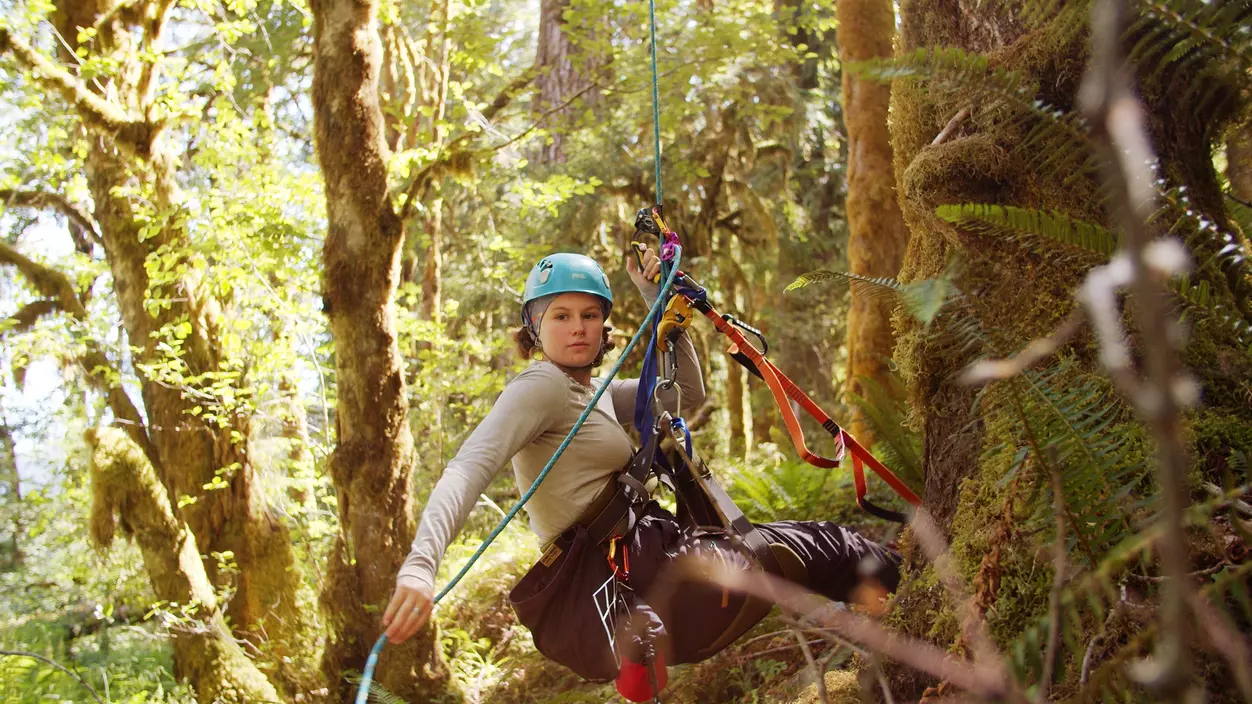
(754, 521, 901, 602)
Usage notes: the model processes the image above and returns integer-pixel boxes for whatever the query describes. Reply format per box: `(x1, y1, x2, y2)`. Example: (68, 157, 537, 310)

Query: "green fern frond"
(847, 374, 924, 492)
(784, 270, 904, 308)
(1134, 0, 1252, 81)
(1126, 0, 1252, 115)
(936, 203, 1118, 256)
(935, 196, 1252, 348)
(367, 681, 410, 704)
(1227, 194, 1252, 239)
(1011, 361, 1145, 559)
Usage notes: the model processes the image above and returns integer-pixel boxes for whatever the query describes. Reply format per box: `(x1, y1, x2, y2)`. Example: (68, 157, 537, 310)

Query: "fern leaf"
(784, 270, 902, 301)
(936, 203, 1118, 256)
(1137, 0, 1252, 77)
(846, 374, 924, 492)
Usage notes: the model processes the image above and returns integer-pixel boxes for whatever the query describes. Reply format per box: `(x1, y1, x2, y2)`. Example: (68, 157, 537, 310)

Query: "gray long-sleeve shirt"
(397, 333, 706, 591)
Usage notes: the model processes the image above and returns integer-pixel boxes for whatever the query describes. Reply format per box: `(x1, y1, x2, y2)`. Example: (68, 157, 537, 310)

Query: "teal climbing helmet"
(522, 253, 614, 318)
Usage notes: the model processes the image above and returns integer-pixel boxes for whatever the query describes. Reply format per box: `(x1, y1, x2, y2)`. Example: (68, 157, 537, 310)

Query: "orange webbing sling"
(676, 278, 922, 522)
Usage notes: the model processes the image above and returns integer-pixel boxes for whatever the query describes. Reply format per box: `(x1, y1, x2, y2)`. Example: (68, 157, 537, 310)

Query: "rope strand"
(648, 0, 663, 205)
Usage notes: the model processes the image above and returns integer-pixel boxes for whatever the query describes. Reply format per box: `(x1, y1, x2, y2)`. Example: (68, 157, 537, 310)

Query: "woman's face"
(536, 292, 606, 369)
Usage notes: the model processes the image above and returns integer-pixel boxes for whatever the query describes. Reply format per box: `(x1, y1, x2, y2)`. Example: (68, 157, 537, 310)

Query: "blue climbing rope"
(648, 0, 663, 205)
(354, 249, 683, 704)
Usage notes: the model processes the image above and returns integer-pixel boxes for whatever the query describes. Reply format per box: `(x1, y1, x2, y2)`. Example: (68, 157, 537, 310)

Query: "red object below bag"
(615, 652, 668, 702)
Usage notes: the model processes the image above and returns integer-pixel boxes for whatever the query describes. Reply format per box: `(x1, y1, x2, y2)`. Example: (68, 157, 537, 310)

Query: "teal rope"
(354, 247, 684, 704)
(648, 0, 662, 205)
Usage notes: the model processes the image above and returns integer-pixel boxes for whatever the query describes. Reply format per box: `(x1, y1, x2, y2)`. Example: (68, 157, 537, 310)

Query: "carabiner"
(652, 376, 681, 419)
(657, 295, 694, 349)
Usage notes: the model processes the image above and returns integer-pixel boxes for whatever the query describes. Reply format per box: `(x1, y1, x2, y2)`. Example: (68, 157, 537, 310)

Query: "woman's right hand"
(382, 580, 435, 643)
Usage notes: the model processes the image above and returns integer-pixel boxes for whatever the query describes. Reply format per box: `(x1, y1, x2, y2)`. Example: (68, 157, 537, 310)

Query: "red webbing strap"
(695, 306, 921, 520)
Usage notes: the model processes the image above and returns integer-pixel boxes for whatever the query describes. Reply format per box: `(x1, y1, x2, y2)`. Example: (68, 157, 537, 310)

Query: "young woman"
(382, 248, 900, 696)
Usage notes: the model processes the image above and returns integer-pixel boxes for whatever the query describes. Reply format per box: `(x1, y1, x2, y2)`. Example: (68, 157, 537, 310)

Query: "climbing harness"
(352, 256, 683, 704)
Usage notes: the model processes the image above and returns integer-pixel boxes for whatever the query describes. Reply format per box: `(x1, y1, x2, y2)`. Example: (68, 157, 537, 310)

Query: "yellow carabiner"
(657, 295, 694, 349)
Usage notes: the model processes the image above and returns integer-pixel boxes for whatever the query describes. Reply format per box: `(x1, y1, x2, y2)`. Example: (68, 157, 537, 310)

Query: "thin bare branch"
(1080, 0, 1195, 692)
(1185, 585, 1252, 701)
(793, 627, 828, 704)
(932, 108, 970, 146)
(909, 509, 1006, 673)
(961, 308, 1084, 385)
(0, 650, 106, 704)
(672, 555, 1011, 698)
(1039, 461, 1067, 702)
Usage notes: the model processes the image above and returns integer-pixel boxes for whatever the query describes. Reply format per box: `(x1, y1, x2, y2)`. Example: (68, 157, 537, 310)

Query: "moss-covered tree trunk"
(884, 0, 1252, 698)
(837, 0, 909, 443)
(87, 428, 279, 703)
(310, 0, 453, 696)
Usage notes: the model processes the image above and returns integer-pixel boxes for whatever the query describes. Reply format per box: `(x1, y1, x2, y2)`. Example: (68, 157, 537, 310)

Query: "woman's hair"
(514, 325, 615, 367)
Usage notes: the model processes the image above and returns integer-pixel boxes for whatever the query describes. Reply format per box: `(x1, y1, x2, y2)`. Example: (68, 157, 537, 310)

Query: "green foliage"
(1129, 0, 1252, 111)
(1004, 481, 1252, 698)
(845, 374, 923, 493)
(724, 452, 857, 524)
(996, 360, 1149, 560)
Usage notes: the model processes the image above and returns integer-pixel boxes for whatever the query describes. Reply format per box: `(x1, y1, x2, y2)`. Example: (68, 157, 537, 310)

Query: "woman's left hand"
(627, 244, 662, 301)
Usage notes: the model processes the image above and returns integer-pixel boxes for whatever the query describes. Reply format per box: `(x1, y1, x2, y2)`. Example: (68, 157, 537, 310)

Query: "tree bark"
(722, 264, 749, 458)
(1228, 110, 1252, 203)
(837, 0, 909, 443)
(86, 427, 280, 703)
(0, 419, 19, 570)
(421, 198, 444, 324)
(310, 0, 453, 695)
(533, 0, 602, 163)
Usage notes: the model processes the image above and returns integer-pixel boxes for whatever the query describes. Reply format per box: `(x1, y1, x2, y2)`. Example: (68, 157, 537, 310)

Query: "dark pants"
(510, 502, 901, 681)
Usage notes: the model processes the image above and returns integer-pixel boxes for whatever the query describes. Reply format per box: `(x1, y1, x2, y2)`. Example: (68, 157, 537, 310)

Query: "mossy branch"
(0, 28, 154, 153)
(0, 189, 102, 243)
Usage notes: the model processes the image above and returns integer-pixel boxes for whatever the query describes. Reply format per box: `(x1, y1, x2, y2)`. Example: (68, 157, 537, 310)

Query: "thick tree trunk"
(837, 0, 909, 443)
(885, 0, 1252, 697)
(719, 263, 747, 455)
(310, 0, 453, 696)
(24, 0, 316, 691)
(87, 427, 279, 703)
(533, 0, 602, 163)
(421, 198, 444, 323)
